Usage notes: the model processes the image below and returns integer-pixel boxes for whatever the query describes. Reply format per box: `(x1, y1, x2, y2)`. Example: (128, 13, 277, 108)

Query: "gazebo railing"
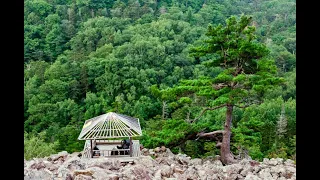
(82, 139, 141, 158)
(93, 149, 130, 157)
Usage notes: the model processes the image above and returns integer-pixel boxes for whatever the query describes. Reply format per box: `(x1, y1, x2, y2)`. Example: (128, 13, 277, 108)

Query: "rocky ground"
(24, 146, 296, 180)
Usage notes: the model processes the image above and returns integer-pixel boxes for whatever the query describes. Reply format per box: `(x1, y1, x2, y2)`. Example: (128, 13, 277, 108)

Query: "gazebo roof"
(78, 112, 142, 140)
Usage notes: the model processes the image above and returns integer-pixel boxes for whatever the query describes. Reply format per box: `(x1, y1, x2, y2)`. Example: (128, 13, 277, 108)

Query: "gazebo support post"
(90, 139, 93, 158)
(129, 137, 133, 157)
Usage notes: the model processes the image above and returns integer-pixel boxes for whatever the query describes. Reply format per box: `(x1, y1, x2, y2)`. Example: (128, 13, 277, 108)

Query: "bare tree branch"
(213, 83, 228, 90)
(190, 104, 227, 123)
(197, 130, 225, 137)
(216, 142, 222, 147)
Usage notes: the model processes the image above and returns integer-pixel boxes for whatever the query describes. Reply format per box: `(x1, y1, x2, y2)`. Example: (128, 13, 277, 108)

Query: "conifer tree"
(175, 15, 284, 164)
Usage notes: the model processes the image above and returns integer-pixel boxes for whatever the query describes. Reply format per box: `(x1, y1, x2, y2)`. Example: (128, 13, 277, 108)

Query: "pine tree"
(173, 15, 284, 164)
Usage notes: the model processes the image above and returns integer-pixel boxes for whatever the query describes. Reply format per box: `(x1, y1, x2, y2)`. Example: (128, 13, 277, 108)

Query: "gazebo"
(78, 112, 142, 158)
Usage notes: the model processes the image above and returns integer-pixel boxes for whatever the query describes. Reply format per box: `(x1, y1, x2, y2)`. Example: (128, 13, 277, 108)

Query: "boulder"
(214, 155, 221, 160)
(48, 151, 69, 162)
(252, 164, 261, 174)
(249, 160, 260, 167)
(212, 159, 223, 166)
(285, 166, 296, 174)
(86, 167, 113, 180)
(276, 158, 284, 164)
(154, 147, 161, 153)
(282, 166, 296, 179)
(135, 156, 158, 168)
(237, 174, 245, 180)
(86, 158, 120, 171)
(107, 174, 119, 180)
(160, 165, 173, 178)
(24, 169, 54, 180)
(225, 163, 243, 179)
(154, 169, 162, 180)
(57, 166, 72, 178)
(73, 170, 93, 176)
(290, 172, 296, 180)
(160, 146, 166, 152)
(258, 168, 273, 180)
(141, 148, 149, 154)
(202, 161, 223, 174)
(240, 164, 254, 176)
(175, 154, 191, 165)
(244, 172, 262, 180)
(65, 156, 86, 171)
(109, 159, 121, 171)
(30, 160, 46, 170)
(131, 165, 153, 180)
(189, 158, 202, 166)
(156, 156, 176, 166)
(70, 152, 82, 158)
(284, 159, 295, 166)
(278, 177, 287, 180)
(47, 164, 59, 172)
(182, 166, 199, 179)
(203, 156, 214, 162)
(74, 174, 93, 180)
(165, 148, 175, 157)
(263, 158, 278, 166)
(269, 165, 285, 174)
(211, 174, 220, 180)
(25, 160, 36, 169)
(197, 170, 207, 180)
(86, 158, 111, 169)
(173, 166, 184, 174)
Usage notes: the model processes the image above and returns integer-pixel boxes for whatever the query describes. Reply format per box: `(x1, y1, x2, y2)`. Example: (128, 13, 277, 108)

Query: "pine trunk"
(220, 104, 235, 165)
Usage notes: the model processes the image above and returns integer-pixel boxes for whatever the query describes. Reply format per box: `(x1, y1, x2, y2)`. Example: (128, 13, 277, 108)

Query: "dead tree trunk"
(220, 104, 236, 165)
(162, 101, 168, 120)
(91, 9, 95, 18)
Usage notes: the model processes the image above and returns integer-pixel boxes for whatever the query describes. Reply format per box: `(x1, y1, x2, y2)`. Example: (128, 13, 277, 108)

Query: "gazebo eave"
(78, 134, 142, 140)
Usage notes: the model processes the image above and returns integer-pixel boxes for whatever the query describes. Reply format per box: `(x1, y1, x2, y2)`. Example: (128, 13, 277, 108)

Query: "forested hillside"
(24, 0, 296, 161)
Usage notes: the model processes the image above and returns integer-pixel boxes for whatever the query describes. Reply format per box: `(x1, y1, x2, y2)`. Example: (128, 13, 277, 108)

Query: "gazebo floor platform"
(91, 156, 138, 163)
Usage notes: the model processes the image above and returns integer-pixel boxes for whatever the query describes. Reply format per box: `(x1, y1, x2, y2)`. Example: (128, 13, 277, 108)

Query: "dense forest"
(24, 0, 296, 161)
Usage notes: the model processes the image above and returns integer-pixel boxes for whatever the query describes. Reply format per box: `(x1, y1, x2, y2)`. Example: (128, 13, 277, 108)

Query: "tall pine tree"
(175, 15, 284, 164)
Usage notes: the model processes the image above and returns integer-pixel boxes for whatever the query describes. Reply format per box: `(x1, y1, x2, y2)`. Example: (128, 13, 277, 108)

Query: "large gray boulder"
(74, 174, 93, 180)
(24, 169, 54, 180)
(174, 153, 191, 165)
(48, 151, 69, 162)
(189, 158, 202, 166)
(85, 167, 111, 180)
(258, 168, 273, 180)
(225, 163, 243, 179)
(122, 164, 153, 180)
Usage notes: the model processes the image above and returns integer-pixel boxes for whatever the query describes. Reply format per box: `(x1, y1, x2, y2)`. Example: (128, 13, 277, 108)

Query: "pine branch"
(190, 104, 227, 123)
